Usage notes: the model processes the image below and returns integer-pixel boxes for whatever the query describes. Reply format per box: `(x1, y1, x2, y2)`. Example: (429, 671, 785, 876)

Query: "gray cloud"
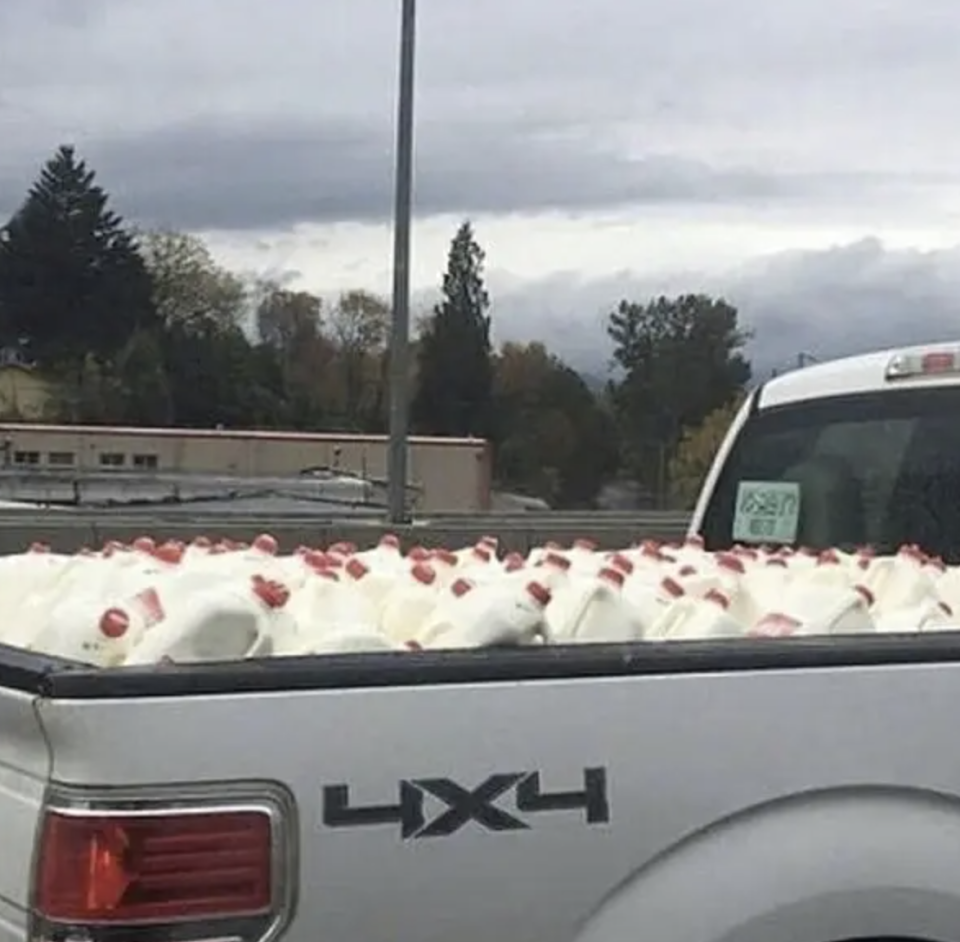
(0, 116, 951, 231)
(8, 119, 931, 230)
(486, 238, 960, 378)
(1, 0, 959, 229)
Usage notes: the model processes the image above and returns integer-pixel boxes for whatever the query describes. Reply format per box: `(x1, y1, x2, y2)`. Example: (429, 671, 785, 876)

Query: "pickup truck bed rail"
(8, 631, 960, 699)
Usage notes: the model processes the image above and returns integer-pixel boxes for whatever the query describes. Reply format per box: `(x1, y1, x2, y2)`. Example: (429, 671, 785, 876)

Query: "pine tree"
(411, 220, 494, 437)
(0, 145, 157, 367)
(607, 293, 751, 496)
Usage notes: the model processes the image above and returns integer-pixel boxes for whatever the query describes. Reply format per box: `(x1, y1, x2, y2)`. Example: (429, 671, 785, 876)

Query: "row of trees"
(0, 146, 753, 507)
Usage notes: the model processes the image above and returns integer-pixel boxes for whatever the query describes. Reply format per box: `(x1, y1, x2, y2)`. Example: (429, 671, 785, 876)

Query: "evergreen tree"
(0, 145, 157, 367)
(411, 220, 494, 437)
(493, 342, 620, 507)
(607, 293, 751, 499)
(115, 328, 174, 426)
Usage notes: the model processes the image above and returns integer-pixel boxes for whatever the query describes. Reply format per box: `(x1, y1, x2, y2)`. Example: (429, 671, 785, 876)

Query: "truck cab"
(690, 342, 960, 561)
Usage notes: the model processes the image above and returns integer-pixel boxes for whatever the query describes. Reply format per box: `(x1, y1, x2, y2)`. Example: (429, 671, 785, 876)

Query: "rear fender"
(574, 787, 960, 942)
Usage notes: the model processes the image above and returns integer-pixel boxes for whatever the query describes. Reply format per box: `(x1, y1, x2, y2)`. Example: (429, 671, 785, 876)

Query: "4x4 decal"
(322, 767, 609, 839)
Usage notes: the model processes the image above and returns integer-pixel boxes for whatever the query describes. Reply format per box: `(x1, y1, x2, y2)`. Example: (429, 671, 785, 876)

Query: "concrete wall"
(0, 512, 690, 555)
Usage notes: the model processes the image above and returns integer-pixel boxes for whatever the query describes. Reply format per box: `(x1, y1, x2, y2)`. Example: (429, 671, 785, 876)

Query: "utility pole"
(386, 0, 416, 524)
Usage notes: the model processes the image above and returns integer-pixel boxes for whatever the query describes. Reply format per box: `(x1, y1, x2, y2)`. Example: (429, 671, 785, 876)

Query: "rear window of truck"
(699, 386, 960, 561)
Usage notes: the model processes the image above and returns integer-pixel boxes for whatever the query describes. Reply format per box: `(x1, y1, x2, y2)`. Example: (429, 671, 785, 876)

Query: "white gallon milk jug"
(342, 557, 396, 611)
(873, 599, 956, 633)
(455, 541, 495, 567)
(428, 548, 460, 585)
(534, 551, 573, 588)
(416, 577, 479, 646)
(545, 552, 637, 638)
(669, 562, 716, 598)
(380, 563, 440, 644)
(275, 569, 349, 653)
(544, 566, 604, 641)
(628, 541, 675, 579)
(566, 537, 599, 573)
(346, 533, 403, 571)
(123, 575, 291, 664)
(27, 566, 191, 664)
(796, 552, 856, 593)
(621, 574, 687, 637)
(860, 552, 938, 615)
(526, 540, 563, 567)
(457, 544, 501, 583)
(3, 554, 105, 646)
(323, 541, 356, 565)
(673, 554, 752, 614)
(424, 580, 551, 649)
(562, 567, 646, 643)
(931, 563, 960, 615)
(266, 547, 327, 591)
(299, 629, 401, 654)
(281, 581, 385, 655)
(27, 552, 204, 663)
(668, 535, 711, 571)
(921, 554, 947, 582)
(751, 584, 875, 637)
(604, 552, 634, 577)
(26, 597, 139, 666)
(706, 553, 770, 626)
(284, 569, 340, 635)
(649, 589, 743, 641)
(736, 559, 793, 622)
(0, 545, 69, 624)
(503, 552, 526, 573)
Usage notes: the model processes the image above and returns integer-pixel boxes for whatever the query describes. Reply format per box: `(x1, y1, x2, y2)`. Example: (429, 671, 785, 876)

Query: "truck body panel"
(0, 690, 48, 942)
(14, 640, 960, 942)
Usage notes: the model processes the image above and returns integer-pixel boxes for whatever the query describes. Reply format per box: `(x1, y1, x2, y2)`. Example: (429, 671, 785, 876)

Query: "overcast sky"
(2, 0, 960, 375)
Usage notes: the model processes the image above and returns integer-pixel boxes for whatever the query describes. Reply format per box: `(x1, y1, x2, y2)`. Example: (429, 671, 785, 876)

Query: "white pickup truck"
(4, 341, 960, 942)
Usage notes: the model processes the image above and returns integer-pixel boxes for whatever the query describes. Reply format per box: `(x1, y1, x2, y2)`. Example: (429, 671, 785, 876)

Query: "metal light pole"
(386, 0, 417, 524)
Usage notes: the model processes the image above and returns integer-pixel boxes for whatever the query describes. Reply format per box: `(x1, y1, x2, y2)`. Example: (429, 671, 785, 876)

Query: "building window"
(13, 451, 39, 466)
(48, 451, 74, 466)
(99, 452, 125, 468)
(133, 453, 158, 469)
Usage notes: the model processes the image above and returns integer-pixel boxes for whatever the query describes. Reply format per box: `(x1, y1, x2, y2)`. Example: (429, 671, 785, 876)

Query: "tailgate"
(0, 688, 50, 942)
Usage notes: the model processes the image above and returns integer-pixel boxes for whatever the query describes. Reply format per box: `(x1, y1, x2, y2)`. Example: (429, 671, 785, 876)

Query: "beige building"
(0, 422, 492, 513)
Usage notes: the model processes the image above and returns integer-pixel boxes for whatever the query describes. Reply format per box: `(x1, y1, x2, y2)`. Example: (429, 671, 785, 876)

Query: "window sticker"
(732, 480, 801, 543)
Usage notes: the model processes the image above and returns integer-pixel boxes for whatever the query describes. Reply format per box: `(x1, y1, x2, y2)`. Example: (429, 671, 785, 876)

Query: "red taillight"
(921, 351, 956, 373)
(886, 347, 960, 380)
(35, 809, 272, 923)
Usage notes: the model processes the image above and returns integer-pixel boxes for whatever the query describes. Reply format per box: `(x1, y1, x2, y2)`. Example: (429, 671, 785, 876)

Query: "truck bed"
(5, 635, 960, 942)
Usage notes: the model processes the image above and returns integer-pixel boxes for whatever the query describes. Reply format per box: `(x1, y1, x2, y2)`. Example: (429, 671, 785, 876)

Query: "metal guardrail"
(0, 510, 691, 555)
(0, 509, 691, 524)
(421, 510, 691, 522)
